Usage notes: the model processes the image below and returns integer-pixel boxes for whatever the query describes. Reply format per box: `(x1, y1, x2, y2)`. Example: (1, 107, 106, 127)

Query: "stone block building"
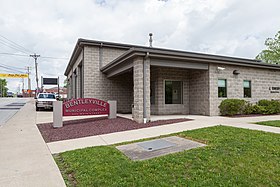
(64, 38, 280, 123)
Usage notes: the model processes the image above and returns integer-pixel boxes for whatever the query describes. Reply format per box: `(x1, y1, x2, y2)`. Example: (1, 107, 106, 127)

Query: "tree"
(256, 31, 280, 64)
(63, 78, 68, 88)
(0, 78, 8, 97)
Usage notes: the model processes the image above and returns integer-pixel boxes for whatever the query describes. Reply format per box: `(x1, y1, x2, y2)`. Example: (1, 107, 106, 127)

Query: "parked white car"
(35, 93, 57, 111)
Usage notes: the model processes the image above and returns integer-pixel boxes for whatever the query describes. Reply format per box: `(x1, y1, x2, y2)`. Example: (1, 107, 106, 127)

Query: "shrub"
(256, 99, 280, 114)
(244, 104, 266, 114)
(219, 99, 247, 116)
(220, 99, 280, 116)
(257, 99, 272, 107)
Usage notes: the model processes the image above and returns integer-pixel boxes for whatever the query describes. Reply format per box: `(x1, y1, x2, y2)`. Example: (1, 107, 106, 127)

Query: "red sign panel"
(63, 98, 109, 116)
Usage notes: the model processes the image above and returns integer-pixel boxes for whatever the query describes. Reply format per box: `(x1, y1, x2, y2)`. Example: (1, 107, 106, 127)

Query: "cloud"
(0, 0, 279, 92)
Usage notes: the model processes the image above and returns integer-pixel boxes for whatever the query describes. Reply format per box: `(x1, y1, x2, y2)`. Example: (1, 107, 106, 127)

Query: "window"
(244, 80, 251, 98)
(165, 81, 182, 104)
(218, 79, 227, 98)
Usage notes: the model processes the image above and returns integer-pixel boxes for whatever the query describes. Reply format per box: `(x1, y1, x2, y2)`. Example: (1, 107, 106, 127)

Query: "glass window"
(244, 80, 251, 98)
(165, 81, 182, 104)
(218, 79, 227, 98)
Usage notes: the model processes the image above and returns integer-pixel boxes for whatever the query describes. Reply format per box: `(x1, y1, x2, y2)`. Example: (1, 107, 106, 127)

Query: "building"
(64, 38, 280, 123)
(43, 87, 67, 98)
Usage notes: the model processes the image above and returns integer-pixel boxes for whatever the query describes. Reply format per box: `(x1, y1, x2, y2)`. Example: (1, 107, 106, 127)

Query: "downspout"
(99, 43, 103, 69)
(143, 52, 149, 123)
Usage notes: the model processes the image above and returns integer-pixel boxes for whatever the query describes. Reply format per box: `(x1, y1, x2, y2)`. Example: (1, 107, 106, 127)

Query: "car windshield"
(38, 94, 55, 99)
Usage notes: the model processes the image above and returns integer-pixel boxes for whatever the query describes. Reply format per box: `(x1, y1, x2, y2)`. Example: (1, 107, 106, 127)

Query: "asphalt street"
(0, 97, 30, 126)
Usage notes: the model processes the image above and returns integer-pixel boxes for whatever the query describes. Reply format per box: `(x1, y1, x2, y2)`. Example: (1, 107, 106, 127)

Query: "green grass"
(256, 120, 280, 128)
(54, 126, 280, 187)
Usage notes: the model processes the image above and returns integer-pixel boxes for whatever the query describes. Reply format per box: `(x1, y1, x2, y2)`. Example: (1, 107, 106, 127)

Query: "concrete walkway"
(47, 114, 280, 154)
(0, 99, 65, 187)
(1, 102, 280, 187)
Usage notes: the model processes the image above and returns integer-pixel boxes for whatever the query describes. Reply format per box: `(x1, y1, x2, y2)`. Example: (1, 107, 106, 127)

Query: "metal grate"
(137, 139, 176, 151)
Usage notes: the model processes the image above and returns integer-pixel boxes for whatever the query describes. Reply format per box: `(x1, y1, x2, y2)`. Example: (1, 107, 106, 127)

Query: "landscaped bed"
(256, 120, 280, 127)
(37, 117, 191, 143)
(54, 126, 280, 187)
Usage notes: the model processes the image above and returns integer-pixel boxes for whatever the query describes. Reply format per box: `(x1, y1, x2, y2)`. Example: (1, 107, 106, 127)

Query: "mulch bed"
(37, 117, 192, 143)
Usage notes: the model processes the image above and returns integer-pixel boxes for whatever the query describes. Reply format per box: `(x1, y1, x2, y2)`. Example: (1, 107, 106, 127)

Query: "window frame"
(218, 79, 227, 98)
(164, 80, 183, 105)
(243, 80, 252, 98)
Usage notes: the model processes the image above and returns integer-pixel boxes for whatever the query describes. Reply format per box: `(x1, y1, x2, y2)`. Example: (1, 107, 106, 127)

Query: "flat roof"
(65, 38, 280, 75)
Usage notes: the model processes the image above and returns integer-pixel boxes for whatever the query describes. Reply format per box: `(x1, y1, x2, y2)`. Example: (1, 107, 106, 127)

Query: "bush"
(220, 99, 280, 116)
(244, 104, 266, 114)
(219, 99, 247, 116)
(259, 100, 280, 114)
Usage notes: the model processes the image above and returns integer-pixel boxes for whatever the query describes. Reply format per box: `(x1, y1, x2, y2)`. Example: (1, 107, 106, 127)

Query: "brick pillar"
(133, 57, 150, 123)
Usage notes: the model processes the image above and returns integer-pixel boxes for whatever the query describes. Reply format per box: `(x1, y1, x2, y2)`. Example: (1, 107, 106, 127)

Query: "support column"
(133, 57, 150, 123)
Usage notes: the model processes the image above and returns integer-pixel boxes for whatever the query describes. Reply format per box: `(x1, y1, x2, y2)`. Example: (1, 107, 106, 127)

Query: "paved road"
(0, 98, 30, 126)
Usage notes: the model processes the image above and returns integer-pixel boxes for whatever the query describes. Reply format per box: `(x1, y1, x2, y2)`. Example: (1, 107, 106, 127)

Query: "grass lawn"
(54, 126, 280, 187)
(256, 120, 280, 128)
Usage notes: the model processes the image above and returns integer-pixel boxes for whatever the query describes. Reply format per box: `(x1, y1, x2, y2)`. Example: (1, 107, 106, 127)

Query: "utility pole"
(30, 53, 40, 96)
(26, 66, 32, 97)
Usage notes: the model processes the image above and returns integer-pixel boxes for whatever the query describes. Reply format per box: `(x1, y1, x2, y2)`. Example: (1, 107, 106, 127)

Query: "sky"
(0, 0, 279, 93)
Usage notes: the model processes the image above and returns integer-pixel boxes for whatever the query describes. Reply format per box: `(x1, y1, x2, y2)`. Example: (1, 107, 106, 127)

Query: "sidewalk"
(47, 114, 280, 154)
(0, 99, 65, 187)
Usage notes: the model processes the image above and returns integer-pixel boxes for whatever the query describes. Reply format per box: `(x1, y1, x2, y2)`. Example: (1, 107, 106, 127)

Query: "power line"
(40, 56, 68, 60)
(0, 34, 34, 54)
(0, 52, 68, 60)
(0, 40, 30, 54)
(0, 63, 26, 70)
(0, 52, 29, 57)
(0, 64, 25, 73)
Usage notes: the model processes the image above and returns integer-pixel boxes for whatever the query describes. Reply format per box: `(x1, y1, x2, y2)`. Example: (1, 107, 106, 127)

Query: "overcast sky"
(0, 0, 279, 93)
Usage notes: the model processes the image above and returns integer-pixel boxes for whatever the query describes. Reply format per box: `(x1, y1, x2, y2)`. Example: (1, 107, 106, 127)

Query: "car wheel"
(36, 106, 39, 111)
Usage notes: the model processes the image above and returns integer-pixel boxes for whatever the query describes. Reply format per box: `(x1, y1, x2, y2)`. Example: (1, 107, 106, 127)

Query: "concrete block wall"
(67, 52, 83, 99)
(133, 57, 151, 123)
(189, 70, 210, 115)
(83, 46, 133, 113)
(102, 47, 127, 66)
(151, 67, 189, 115)
(209, 63, 280, 115)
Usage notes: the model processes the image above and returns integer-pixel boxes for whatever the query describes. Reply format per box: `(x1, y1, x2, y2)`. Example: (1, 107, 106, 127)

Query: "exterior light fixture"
(217, 66, 225, 73)
(217, 67, 225, 71)
(233, 70, 240, 75)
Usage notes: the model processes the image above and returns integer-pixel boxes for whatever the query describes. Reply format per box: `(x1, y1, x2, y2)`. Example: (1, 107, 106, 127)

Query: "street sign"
(42, 78, 58, 85)
(0, 73, 28, 78)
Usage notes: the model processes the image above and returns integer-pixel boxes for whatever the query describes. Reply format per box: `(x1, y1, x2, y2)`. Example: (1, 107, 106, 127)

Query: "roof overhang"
(101, 47, 280, 78)
(65, 38, 280, 77)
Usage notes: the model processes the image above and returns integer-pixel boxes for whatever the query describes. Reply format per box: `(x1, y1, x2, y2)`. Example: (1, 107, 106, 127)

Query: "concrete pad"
(47, 135, 107, 154)
(117, 136, 206, 161)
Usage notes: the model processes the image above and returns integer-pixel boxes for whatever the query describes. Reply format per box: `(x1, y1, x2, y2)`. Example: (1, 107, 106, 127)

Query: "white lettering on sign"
(64, 99, 107, 109)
